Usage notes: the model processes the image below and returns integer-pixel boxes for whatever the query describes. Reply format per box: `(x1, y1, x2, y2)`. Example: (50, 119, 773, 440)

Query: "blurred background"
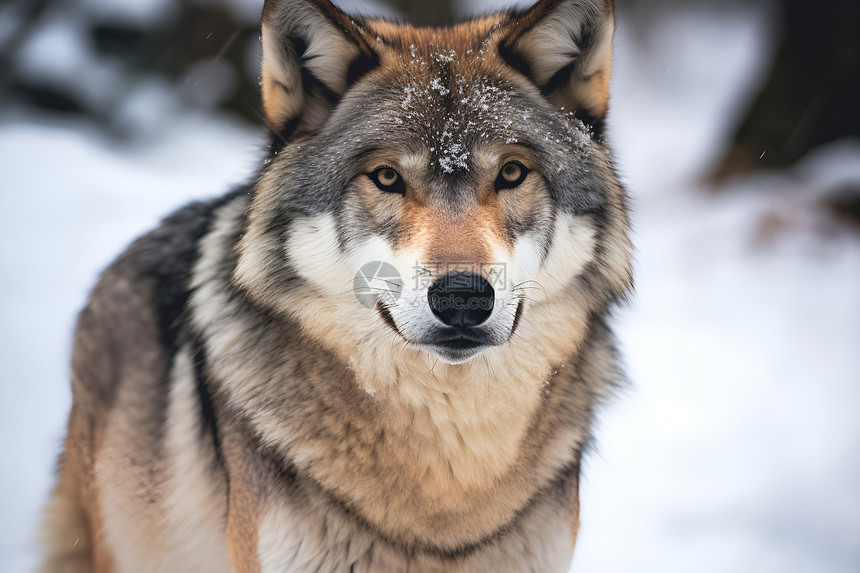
(1, 0, 858, 571)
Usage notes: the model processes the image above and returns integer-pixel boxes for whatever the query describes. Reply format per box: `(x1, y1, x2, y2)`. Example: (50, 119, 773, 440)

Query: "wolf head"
(235, 0, 632, 389)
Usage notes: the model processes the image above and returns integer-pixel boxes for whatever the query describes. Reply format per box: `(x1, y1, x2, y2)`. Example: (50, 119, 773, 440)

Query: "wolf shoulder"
(69, 189, 248, 411)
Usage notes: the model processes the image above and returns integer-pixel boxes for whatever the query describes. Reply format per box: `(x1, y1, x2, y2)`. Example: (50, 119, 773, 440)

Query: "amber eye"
(378, 168, 398, 186)
(368, 167, 406, 194)
(495, 161, 530, 191)
(502, 163, 521, 182)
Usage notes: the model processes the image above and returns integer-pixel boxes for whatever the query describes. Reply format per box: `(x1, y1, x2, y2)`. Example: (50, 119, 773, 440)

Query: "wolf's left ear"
(499, 0, 614, 127)
(260, 0, 378, 141)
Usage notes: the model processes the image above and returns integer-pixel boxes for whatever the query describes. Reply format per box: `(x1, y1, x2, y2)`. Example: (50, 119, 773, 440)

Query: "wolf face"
(236, 0, 631, 384)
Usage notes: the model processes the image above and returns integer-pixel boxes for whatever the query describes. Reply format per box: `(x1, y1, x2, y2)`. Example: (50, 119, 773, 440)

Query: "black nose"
(428, 272, 495, 327)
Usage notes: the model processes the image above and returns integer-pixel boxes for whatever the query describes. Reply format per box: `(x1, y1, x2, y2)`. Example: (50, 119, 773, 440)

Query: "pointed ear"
(260, 0, 379, 141)
(499, 0, 614, 127)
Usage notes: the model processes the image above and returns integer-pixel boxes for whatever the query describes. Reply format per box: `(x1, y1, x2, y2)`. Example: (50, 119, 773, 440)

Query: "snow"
(569, 4, 860, 573)
(572, 160, 860, 572)
(397, 50, 592, 174)
(1, 2, 859, 572)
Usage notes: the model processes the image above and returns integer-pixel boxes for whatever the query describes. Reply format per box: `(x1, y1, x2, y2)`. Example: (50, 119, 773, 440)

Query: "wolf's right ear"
(499, 0, 614, 128)
(260, 0, 378, 141)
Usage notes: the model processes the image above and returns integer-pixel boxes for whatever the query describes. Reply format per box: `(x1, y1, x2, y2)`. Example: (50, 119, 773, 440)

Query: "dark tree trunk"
(712, 0, 860, 179)
(383, 0, 458, 24)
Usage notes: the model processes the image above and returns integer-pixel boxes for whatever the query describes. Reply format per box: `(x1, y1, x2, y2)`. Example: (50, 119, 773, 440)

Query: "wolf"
(38, 0, 632, 570)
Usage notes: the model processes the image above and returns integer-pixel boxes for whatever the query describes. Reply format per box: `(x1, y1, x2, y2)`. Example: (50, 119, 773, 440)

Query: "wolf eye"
(367, 167, 406, 194)
(495, 161, 529, 191)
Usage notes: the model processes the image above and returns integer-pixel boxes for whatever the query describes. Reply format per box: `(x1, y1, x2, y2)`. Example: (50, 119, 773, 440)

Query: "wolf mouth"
(432, 331, 486, 348)
(378, 299, 525, 363)
(422, 340, 487, 364)
(428, 331, 490, 355)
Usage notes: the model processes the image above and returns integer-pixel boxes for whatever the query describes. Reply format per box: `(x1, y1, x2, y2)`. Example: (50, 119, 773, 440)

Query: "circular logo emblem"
(353, 261, 403, 309)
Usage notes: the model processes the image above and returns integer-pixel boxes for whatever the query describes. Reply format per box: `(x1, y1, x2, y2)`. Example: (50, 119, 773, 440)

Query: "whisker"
(428, 355, 439, 375)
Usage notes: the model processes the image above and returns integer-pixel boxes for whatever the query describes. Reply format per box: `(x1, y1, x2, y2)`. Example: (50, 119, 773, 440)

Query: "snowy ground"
(1, 3, 859, 572)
